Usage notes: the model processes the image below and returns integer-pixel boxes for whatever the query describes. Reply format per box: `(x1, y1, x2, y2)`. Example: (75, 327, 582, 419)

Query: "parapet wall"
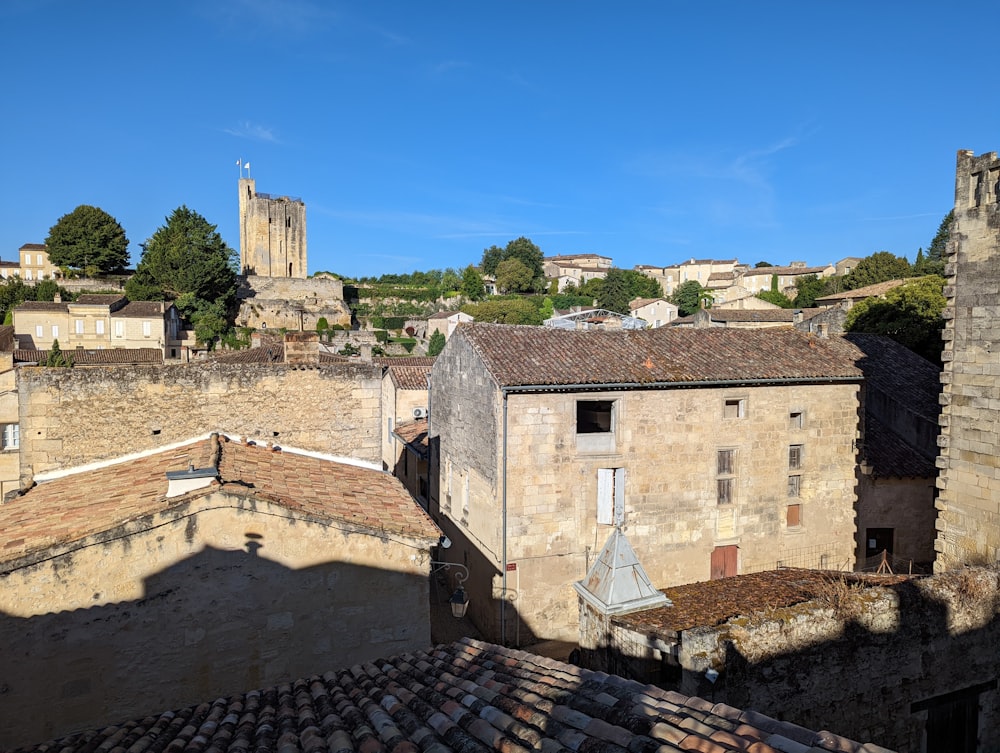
(17, 361, 383, 483)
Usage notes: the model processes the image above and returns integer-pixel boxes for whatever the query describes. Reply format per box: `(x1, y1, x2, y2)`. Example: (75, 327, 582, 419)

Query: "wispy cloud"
(202, 0, 339, 37)
(223, 121, 280, 143)
(432, 60, 470, 75)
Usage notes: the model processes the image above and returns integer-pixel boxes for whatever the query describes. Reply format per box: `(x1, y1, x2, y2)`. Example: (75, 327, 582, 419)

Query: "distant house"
(427, 310, 473, 339)
(628, 297, 678, 328)
(0, 433, 441, 747)
(12, 294, 182, 358)
(673, 307, 825, 330)
(429, 324, 864, 642)
(814, 278, 907, 309)
(18, 243, 60, 281)
(543, 254, 612, 291)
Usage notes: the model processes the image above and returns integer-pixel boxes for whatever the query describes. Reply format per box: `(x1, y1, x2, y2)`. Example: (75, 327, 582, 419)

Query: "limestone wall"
(0, 493, 433, 748)
(17, 361, 383, 482)
(936, 150, 1000, 569)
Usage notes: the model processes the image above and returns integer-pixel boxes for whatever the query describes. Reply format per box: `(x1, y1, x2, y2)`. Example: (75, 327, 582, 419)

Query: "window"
(142, 321, 151, 337)
(788, 475, 801, 497)
(577, 400, 614, 433)
(25, 270, 32, 281)
(723, 398, 746, 419)
(37, 254, 43, 266)
(75, 319, 84, 334)
(96, 320, 105, 335)
(786, 503, 801, 528)
(114, 320, 124, 337)
(789, 411, 804, 429)
(51, 325, 59, 339)
(1, 423, 19, 450)
(35, 325, 43, 338)
(597, 467, 626, 525)
(788, 444, 803, 469)
(717, 449, 736, 505)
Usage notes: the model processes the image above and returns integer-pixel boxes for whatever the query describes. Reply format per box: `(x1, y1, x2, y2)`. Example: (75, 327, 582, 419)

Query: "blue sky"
(2, 1, 997, 280)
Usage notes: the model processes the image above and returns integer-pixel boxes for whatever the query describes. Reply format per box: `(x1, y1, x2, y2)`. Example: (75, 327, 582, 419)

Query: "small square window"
(789, 411, 804, 429)
(577, 400, 614, 434)
(789, 445, 803, 469)
(724, 398, 746, 419)
(787, 503, 801, 528)
(717, 449, 736, 475)
(1, 423, 19, 450)
(788, 475, 801, 498)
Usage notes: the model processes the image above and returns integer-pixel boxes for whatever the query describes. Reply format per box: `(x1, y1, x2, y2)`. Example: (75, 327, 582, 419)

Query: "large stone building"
(935, 150, 1000, 569)
(238, 177, 307, 278)
(0, 432, 440, 747)
(428, 324, 864, 642)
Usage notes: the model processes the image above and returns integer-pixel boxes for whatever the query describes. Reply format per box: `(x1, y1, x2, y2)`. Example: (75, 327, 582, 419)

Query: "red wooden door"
(711, 545, 738, 579)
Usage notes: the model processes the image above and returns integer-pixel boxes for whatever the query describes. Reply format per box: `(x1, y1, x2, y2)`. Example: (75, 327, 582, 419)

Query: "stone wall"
(0, 493, 433, 748)
(936, 150, 1000, 569)
(580, 568, 1000, 750)
(238, 178, 307, 279)
(855, 473, 936, 570)
(17, 361, 383, 483)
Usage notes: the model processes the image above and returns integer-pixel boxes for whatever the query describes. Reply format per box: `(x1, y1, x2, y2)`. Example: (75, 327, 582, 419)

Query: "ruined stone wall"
(855, 473, 936, 570)
(17, 362, 382, 482)
(0, 494, 433, 748)
(935, 150, 1000, 570)
(238, 178, 307, 278)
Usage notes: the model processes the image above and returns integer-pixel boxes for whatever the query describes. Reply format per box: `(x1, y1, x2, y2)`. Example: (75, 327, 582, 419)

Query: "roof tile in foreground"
(13, 638, 890, 753)
(454, 324, 864, 388)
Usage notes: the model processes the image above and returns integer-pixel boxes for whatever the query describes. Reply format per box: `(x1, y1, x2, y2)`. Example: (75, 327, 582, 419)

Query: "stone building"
(18, 243, 60, 280)
(238, 177, 306, 278)
(12, 294, 182, 358)
(628, 297, 678, 328)
(935, 150, 1000, 569)
(0, 326, 19, 499)
(0, 432, 440, 747)
(235, 274, 351, 331)
(428, 324, 864, 643)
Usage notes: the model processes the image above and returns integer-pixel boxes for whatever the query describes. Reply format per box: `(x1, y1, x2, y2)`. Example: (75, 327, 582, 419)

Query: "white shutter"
(597, 468, 614, 525)
(614, 467, 626, 526)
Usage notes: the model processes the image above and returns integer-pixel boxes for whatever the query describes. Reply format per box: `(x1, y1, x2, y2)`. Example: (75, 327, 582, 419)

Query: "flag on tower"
(236, 159, 242, 167)
(245, 162, 250, 170)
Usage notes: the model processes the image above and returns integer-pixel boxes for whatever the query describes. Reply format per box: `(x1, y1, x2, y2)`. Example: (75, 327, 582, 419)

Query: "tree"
(45, 205, 129, 275)
(670, 280, 710, 316)
(480, 245, 505, 276)
(597, 268, 631, 314)
(316, 317, 330, 334)
(495, 258, 534, 293)
(792, 274, 830, 308)
(843, 251, 912, 290)
(45, 338, 72, 367)
(440, 268, 461, 293)
(845, 275, 947, 364)
(0, 278, 28, 325)
(460, 265, 485, 301)
(461, 299, 543, 325)
(503, 237, 544, 288)
(126, 206, 237, 346)
(427, 330, 446, 356)
(918, 211, 951, 277)
(754, 261, 774, 268)
(539, 296, 555, 321)
(757, 289, 794, 307)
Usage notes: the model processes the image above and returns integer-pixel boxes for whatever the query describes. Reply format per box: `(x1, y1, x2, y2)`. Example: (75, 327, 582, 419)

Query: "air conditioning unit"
(412, 407, 428, 419)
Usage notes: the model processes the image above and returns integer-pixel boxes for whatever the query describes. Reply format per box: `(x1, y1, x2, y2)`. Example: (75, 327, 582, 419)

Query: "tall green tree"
(917, 210, 951, 277)
(845, 275, 947, 364)
(480, 245, 505, 276)
(792, 274, 830, 308)
(596, 269, 631, 314)
(479, 237, 544, 290)
(45, 205, 129, 275)
(427, 330, 446, 356)
(461, 298, 543, 325)
(843, 251, 913, 290)
(495, 258, 534, 293)
(126, 206, 237, 346)
(460, 265, 485, 301)
(670, 280, 711, 316)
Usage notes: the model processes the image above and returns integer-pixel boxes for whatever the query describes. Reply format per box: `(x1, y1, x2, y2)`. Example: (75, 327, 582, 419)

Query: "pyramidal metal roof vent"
(573, 528, 671, 615)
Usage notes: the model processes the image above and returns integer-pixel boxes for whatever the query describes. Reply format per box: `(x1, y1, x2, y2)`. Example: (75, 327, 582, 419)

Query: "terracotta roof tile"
(13, 348, 163, 365)
(394, 419, 429, 451)
(450, 324, 863, 388)
(815, 279, 907, 303)
(74, 294, 126, 305)
(13, 638, 885, 753)
(375, 357, 438, 367)
(389, 364, 432, 390)
(741, 265, 830, 277)
(0, 435, 439, 568)
(114, 301, 166, 317)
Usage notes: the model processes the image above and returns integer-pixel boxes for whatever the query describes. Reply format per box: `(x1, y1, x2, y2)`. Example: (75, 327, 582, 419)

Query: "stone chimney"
(283, 331, 320, 365)
(53, 293, 62, 303)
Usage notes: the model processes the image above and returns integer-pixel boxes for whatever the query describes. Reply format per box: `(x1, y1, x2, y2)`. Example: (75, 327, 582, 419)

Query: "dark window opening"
(577, 400, 614, 433)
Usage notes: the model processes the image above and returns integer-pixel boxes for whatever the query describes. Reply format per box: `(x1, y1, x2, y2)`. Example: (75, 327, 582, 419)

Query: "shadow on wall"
(0, 544, 431, 749)
(583, 571, 1000, 752)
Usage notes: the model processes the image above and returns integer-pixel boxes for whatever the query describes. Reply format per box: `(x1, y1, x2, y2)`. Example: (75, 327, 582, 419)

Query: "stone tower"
(238, 177, 307, 278)
(934, 149, 1000, 570)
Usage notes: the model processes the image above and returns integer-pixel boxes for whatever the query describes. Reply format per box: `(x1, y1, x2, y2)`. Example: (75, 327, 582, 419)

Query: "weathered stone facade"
(579, 568, 1000, 751)
(236, 275, 351, 331)
(238, 178, 307, 278)
(0, 474, 437, 748)
(16, 361, 382, 484)
(935, 150, 1000, 570)
(429, 328, 862, 643)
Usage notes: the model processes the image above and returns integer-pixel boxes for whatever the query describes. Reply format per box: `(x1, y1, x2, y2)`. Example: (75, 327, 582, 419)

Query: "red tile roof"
(815, 279, 907, 303)
(374, 356, 438, 367)
(393, 418, 429, 450)
(451, 324, 864, 388)
(114, 301, 166, 317)
(13, 348, 163, 365)
(388, 364, 431, 390)
(74, 294, 126, 305)
(13, 637, 885, 753)
(0, 434, 439, 568)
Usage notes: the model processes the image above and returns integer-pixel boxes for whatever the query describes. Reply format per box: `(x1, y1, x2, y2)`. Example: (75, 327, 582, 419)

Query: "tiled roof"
(815, 279, 906, 303)
(12, 348, 163, 365)
(629, 297, 669, 309)
(0, 324, 15, 351)
(452, 324, 864, 388)
(74, 294, 125, 305)
(428, 311, 454, 319)
(616, 570, 911, 635)
(114, 301, 166, 317)
(375, 357, 438, 368)
(0, 260, 20, 268)
(703, 309, 799, 322)
(0, 434, 439, 569)
(211, 342, 286, 364)
(389, 364, 431, 390)
(14, 300, 67, 312)
(838, 333, 941, 421)
(13, 637, 887, 753)
(19, 243, 46, 249)
(864, 414, 936, 478)
(678, 258, 738, 266)
(393, 418, 429, 450)
(741, 265, 830, 277)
